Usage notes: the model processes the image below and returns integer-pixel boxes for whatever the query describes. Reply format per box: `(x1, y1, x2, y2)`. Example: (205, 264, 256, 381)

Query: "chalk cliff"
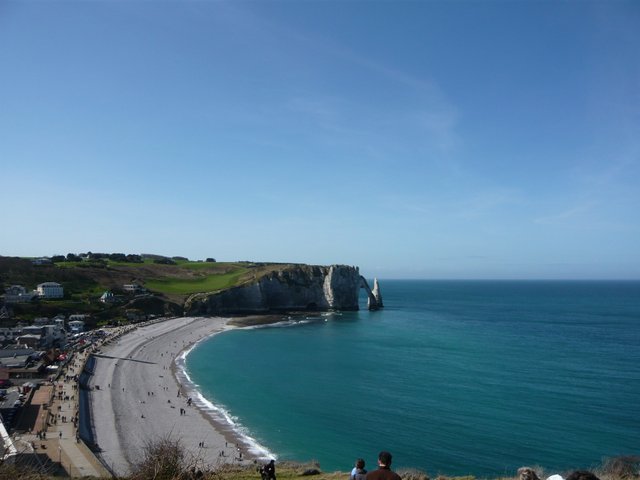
(372, 278, 383, 308)
(184, 264, 361, 315)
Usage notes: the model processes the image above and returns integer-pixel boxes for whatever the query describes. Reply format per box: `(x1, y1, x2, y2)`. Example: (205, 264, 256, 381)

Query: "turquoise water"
(185, 281, 640, 476)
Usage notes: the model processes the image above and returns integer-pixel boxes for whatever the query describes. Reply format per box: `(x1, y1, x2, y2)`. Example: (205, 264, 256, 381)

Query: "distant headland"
(0, 253, 382, 328)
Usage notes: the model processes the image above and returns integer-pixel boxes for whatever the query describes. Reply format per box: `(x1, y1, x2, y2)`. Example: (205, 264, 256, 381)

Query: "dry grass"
(1, 439, 638, 480)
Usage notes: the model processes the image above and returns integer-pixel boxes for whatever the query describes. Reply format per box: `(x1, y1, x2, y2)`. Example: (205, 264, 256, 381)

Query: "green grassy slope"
(0, 256, 288, 324)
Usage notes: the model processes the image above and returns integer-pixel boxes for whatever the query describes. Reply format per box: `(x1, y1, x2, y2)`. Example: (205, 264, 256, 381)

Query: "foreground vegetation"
(1, 437, 637, 480)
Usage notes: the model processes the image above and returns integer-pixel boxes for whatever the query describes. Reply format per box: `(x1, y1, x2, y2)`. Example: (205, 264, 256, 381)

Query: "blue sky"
(1, 1, 639, 279)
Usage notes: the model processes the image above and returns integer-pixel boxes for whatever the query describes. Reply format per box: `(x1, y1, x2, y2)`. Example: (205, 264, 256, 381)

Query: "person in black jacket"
(366, 452, 401, 480)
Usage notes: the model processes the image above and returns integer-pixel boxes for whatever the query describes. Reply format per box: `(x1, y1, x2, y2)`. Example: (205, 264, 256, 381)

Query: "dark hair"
(356, 459, 365, 469)
(566, 471, 600, 480)
(378, 451, 393, 466)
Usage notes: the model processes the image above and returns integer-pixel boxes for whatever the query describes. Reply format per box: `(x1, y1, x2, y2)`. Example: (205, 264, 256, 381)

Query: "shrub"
(131, 436, 190, 480)
(599, 456, 640, 480)
(398, 468, 430, 480)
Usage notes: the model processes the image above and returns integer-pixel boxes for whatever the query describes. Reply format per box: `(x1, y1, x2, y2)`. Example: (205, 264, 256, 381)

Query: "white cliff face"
(323, 267, 337, 307)
(372, 278, 383, 307)
(323, 265, 360, 308)
(186, 264, 362, 315)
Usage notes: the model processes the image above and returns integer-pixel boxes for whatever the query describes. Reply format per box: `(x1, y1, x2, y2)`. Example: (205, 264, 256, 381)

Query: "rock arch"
(360, 276, 383, 310)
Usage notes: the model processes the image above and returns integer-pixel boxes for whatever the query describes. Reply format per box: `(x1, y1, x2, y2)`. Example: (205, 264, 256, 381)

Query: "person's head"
(518, 467, 541, 480)
(566, 471, 600, 480)
(378, 451, 393, 468)
(270, 460, 275, 465)
(356, 459, 365, 469)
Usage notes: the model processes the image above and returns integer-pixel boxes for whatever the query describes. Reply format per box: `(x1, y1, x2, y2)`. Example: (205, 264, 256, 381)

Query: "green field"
(144, 267, 250, 294)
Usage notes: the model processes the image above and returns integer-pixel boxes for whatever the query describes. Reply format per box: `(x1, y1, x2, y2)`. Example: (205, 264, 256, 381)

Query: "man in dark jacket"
(264, 459, 276, 480)
(366, 451, 401, 480)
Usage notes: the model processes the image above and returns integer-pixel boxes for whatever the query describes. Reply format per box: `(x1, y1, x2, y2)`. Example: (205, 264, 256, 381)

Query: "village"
(0, 273, 145, 475)
(0, 272, 153, 464)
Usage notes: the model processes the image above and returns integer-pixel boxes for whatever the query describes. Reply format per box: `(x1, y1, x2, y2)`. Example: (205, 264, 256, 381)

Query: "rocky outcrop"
(372, 278, 383, 308)
(185, 264, 362, 315)
(360, 276, 384, 310)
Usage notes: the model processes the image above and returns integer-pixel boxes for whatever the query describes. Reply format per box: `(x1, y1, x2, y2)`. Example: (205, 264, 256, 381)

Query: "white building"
(100, 291, 115, 303)
(123, 284, 145, 294)
(36, 282, 64, 299)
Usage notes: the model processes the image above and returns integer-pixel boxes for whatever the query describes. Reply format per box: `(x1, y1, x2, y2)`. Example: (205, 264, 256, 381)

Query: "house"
(0, 328, 22, 345)
(14, 334, 41, 349)
(53, 314, 66, 329)
(125, 310, 146, 323)
(31, 257, 52, 265)
(100, 291, 116, 303)
(3, 285, 36, 304)
(33, 317, 49, 326)
(123, 284, 145, 294)
(36, 282, 63, 299)
(41, 325, 66, 346)
(16, 325, 66, 349)
(68, 320, 84, 334)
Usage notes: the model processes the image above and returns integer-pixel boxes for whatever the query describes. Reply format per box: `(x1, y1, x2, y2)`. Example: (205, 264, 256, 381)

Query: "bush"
(131, 436, 191, 480)
(398, 468, 430, 480)
(599, 456, 640, 480)
(154, 258, 177, 265)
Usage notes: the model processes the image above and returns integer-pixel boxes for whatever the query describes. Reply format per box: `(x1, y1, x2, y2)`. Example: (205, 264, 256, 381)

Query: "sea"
(182, 280, 640, 477)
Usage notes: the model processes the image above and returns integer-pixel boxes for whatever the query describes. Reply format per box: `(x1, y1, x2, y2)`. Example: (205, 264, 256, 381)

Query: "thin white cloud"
(222, 3, 461, 154)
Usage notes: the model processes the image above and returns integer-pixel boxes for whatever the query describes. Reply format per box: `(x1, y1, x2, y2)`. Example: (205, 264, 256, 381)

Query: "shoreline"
(170, 322, 276, 462)
(90, 316, 282, 476)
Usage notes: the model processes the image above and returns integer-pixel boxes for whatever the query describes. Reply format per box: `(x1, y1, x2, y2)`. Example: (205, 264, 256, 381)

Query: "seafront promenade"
(46, 347, 111, 477)
(11, 345, 111, 477)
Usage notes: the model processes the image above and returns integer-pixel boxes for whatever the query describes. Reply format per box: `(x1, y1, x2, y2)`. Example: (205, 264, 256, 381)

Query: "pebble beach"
(89, 317, 255, 476)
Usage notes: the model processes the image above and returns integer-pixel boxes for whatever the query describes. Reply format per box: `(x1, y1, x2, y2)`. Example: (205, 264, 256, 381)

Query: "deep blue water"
(185, 281, 640, 476)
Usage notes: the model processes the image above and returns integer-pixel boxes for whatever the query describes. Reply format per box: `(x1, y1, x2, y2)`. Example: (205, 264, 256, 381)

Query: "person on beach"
(366, 451, 401, 480)
(351, 458, 367, 480)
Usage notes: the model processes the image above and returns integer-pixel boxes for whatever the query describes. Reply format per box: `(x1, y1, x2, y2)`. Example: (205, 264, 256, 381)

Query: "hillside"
(0, 255, 295, 326)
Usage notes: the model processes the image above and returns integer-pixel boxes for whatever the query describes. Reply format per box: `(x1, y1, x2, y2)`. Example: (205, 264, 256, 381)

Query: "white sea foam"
(245, 318, 316, 330)
(175, 327, 276, 462)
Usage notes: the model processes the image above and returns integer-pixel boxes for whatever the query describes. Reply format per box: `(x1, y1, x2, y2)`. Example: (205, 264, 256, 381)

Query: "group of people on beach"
(349, 453, 604, 480)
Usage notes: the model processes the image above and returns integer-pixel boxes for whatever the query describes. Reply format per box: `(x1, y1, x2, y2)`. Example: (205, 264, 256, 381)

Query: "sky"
(1, 1, 639, 279)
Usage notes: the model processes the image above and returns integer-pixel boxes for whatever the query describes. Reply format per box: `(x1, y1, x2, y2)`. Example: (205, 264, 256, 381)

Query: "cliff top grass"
(144, 265, 249, 294)
(0, 255, 307, 304)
